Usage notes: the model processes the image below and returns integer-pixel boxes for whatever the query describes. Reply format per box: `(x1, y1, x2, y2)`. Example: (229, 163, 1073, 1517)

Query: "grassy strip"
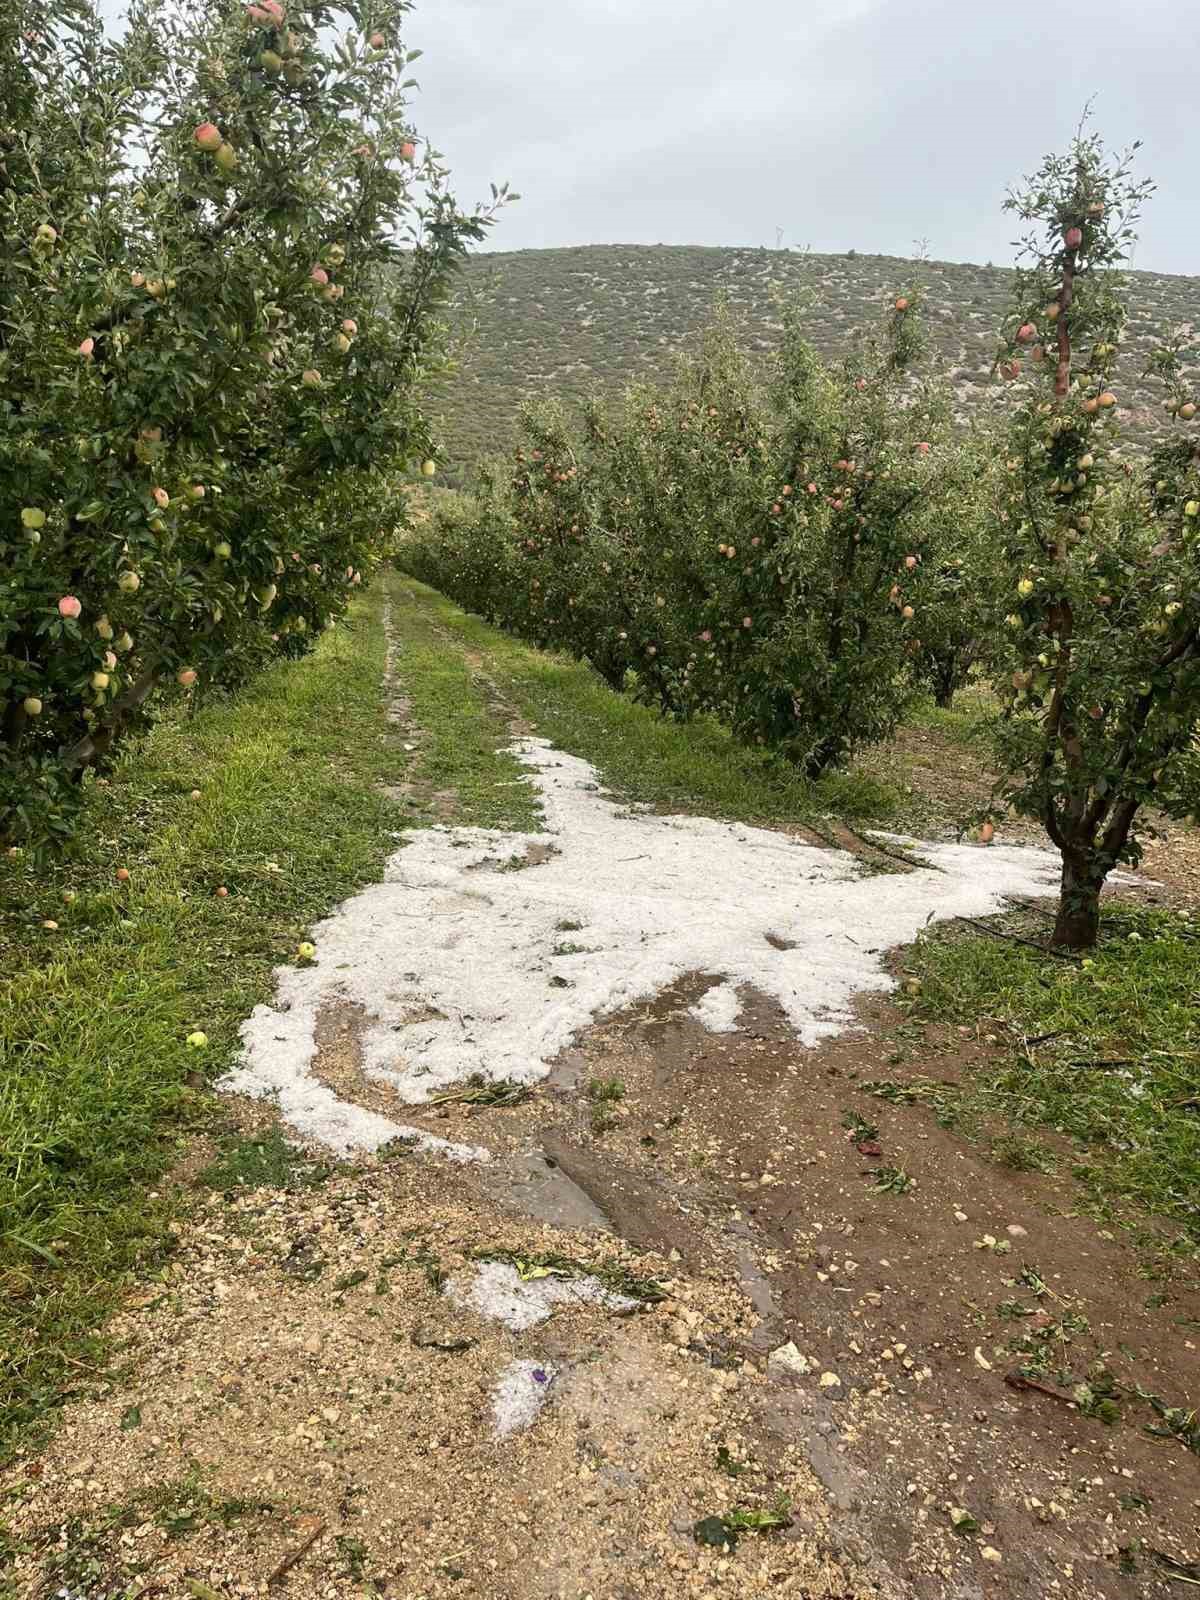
(904, 904, 1200, 1249)
(0, 574, 527, 1459)
(388, 581, 539, 832)
(395, 579, 898, 825)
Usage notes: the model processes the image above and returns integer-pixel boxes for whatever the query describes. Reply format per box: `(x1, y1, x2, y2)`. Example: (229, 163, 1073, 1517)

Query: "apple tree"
(984, 124, 1200, 947)
(1, 0, 501, 849)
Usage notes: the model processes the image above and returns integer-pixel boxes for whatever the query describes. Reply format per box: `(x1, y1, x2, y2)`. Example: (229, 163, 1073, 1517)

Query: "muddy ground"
(5, 975, 1197, 1600)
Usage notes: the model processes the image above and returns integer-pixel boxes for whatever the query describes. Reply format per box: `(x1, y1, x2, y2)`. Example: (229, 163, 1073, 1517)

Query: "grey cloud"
(94, 0, 1198, 273)
(408, 0, 1197, 273)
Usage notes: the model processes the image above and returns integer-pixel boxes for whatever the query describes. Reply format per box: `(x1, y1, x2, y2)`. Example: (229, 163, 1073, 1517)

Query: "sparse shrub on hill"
(430, 244, 1200, 473)
(406, 292, 985, 775)
(0, 0, 496, 850)
(982, 124, 1200, 948)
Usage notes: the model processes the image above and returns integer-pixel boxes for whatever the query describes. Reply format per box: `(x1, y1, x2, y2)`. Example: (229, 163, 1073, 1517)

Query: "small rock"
(768, 1342, 812, 1377)
(818, 1371, 842, 1390)
(982, 1546, 1002, 1563)
(1006, 1224, 1028, 1238)
(953, 1211, 968, 1223)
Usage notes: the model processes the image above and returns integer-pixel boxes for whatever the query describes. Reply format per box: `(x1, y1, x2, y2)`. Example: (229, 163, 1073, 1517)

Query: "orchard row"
(408, 126, 1200, 948)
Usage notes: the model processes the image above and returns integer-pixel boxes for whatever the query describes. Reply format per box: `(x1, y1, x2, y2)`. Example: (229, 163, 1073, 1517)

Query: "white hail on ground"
(445, 1260, 637, 1332)
(489, 1358, 560, 1439)
(220, 737, 1063, 1155)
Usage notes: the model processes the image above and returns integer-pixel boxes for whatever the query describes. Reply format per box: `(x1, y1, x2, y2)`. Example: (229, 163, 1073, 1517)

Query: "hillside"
(430, 244, 1199, 471)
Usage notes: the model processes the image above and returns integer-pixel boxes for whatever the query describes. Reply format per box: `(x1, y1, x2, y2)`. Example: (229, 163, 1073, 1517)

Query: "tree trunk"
(1052, 851, 1104, 950)
(934, 679, 956, 710)
(803, 734, 844, 780)
(595, 660, 627, 692)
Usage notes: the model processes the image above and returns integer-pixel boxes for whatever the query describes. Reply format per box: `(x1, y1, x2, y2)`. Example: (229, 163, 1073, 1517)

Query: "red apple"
(1064, 226, 1083, 248)
(1016, 322, 1036, 343)
(194, 122, 222, 151)
(57, 595, 82, 619)
(116, 867, 130, 882)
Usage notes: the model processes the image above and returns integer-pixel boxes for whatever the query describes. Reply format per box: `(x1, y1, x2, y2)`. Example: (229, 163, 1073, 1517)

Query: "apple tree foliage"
(408, 295, 975, 777)
(983, 124, 1200, 947)
(1, 0, 501, 848)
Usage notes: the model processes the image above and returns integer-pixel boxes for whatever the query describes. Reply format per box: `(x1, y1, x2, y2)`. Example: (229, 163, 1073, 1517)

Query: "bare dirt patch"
(9, 978, 1197, 1599)
(2, 1152, 865, 1600)
(310, 997, 411, 1123)
(384, 974, 1200, 1600)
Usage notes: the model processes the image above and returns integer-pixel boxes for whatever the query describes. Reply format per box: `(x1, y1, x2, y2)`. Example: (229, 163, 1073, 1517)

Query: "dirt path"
(5, 606, 1197, 1600)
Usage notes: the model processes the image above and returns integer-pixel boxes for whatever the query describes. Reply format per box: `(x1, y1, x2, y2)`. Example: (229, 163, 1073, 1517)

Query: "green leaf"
(693, 1515, 737, 1551)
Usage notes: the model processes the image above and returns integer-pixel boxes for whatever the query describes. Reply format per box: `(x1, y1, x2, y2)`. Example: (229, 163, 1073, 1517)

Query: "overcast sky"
(98, 0, 1198, 276)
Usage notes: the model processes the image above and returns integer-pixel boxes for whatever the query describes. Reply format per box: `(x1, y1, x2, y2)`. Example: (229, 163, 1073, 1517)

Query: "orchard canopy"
(0, 0, 506, 848)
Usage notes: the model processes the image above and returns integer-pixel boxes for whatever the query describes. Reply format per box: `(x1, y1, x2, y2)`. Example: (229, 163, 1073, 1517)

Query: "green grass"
(198, 1129, 332, 1194)
(908, 685, 997, 746)
(389, 585, 540, 831)
(905, 905, 1200, 1248)
(398, 580, 898, 827)
(0, 574, 535, 1460)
